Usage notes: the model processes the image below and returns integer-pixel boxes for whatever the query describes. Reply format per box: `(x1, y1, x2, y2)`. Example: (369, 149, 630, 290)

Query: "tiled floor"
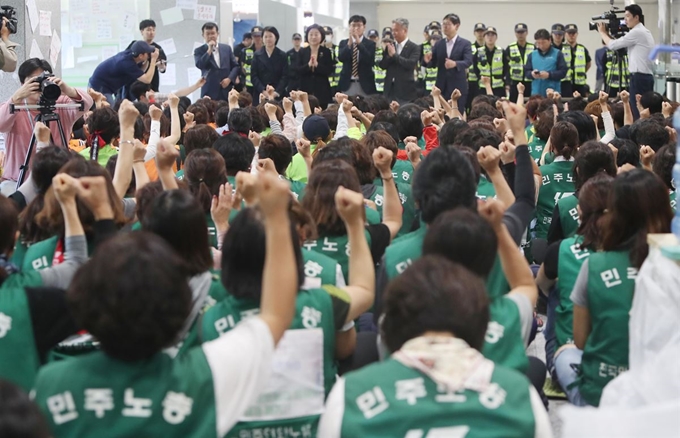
(528, 314, 565, 438)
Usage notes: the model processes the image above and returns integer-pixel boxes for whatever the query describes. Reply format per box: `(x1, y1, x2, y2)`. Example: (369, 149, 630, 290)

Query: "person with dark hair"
(258, 134, 306, 199)
(473, 26, 506, 98)
(506, 23, 534, 102)
(630, 117, 669, 151)
(318, 254, 551, 437)
(201, 185, 376, 435)
(652, 144, 677, 211)
(234, 32, 253, 64)
(90, 41, 160, 101)
(286, 33, 303, 92)
(180, 125, 220, 162)
(124, 19, 167, 92)
(547, 141, 617, 243)
(610, 137, 641, 168)
(438, 117, 469, 146)
(456, 126, 502, 153)
(554, 169, 671, 407)
(251, 26, 289, 105)
(78, 107, 121, 166)
(597, 4, 655, 119)
(395, 103, 424, 144)
(294, 25, 334, 109)
(524, 29, 567, 97)
(468, 103, 503, 121)
(194, 22, 240, 100)
(226, 108, 252, 136)
(533, 121, 578, 243)
(556, 110, 597, 146)
(338, 15, 377, 97)
(0, 59, 92, 194)
(32, 174, 303, 437)
(286, 114, 333, 183)
(537, 174, 614, 386)
(0, 379, 51, 438)
(638, 91, 663, 115)
(213, 132, 256, 178)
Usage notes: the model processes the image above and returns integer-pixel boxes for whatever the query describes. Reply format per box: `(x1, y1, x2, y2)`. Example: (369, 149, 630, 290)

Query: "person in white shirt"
(597, 4, 655, 119)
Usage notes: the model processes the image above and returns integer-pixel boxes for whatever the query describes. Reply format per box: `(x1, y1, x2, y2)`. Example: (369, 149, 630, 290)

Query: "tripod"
(604, 48, 628, 97)
(13, 98, 84, 189)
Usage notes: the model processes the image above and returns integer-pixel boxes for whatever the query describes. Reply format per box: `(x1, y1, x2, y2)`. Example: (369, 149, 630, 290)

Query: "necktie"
(352, 41, 359, 78)
(396, 43, 402, 55)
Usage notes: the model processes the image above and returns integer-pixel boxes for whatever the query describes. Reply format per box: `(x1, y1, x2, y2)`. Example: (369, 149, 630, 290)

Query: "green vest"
(557, 194, 580, 239)
(605, 50, 630, 89)
(507, 42, 535, 82)
(670, 190, 677, 212)
(578, 250, 635, 406)
(175, 169, 184, 180)
(201, 290, 336, 437)
(331, 45, 342, 88)
(340, 358, 535, 438)
(304, 230, 372, 282)
(21, 236, 59, 272)
(384, 228, 510, 301)
(527, 135, 546, 165)
(302, 248, 343, 287)
(374, 48, 386, 93)
(79, 144, 118, 167)
(562, 44, 587, 85)
(33, 349, 217, 437)
(289, 179, 307, 201)
(244, 47, 254, 88)
(368, 181, 417, 237)
(555, 236, 590, 350)
(484, 297, 529, 373)
(476, 175, 497, 200)
(0, 271, 43, 391)
(477, 46, 505, 89)
(422, 42, 438, 91)
(468, 43, 482, 82)
(534, 160, 575, 240)
(365, 206, 381, 225)
(374, 160, 415, 187)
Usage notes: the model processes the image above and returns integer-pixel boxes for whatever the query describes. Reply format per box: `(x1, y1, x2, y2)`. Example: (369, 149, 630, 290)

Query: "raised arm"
(478, 146, 516, 206)
(137, 50, 160, 84)
(373, 147, 402, 239)
(112, 100, 139, 199)
(155, 138, 179, 190)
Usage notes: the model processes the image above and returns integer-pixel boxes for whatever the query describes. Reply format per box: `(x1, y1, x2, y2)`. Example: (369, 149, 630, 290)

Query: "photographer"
(0, 58, 92, 195)
(597, 4, 654, 119)
(0, 17, 17, 72)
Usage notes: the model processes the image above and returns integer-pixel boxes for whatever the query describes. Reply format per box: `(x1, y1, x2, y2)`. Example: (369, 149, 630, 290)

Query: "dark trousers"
(467, 81, 480, 113)
(629, 73, 655, 119)
(509, 81, 532, 102)
(561, 81, 573, 97)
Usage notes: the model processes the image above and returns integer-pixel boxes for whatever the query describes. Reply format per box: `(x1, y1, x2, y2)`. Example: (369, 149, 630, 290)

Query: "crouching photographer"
(0, 58, 93, 195)
(597, 4, 655, 119)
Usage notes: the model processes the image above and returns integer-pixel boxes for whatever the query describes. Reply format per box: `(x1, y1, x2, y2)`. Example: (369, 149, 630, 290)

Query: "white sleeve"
(294, 101, 305, 126)
(607, 31, 635, 51)
(335, 263, 347, 288)
(507, 294, 534, 347)
(530, 386, 554, 438)
(334, 105, 349, 140)
(144, 119, 161, 162)
(600, 111, 616, 144)
(202, 316, 275, 437)
(317, 377, 345, 438)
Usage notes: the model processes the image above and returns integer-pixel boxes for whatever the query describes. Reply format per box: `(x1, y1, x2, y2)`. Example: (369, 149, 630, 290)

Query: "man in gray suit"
(379, 18, 420, 104)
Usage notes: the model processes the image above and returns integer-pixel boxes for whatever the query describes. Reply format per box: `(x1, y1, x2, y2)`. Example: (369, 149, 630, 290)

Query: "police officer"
(562, 24, 591, 96)
(551, 23, 565, 49)
(373, 27, 391, 94)
(505, 23, 534, 102)
(603, 47, 630, 96)
(287, 33, 303, 92)
(424, 30, 442, 92)
(323, 26, 341, 92)
(242, 25, 264, 96)
(420, 21, 441, 91)
(468, 23, 487, 111)
(474, 26, 506, 97)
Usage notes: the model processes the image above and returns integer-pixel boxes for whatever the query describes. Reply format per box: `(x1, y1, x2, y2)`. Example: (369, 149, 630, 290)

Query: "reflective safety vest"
(374, 48, 386, 93)
(562, 44, 587, 85)
(605, 50, 630, 89)
(243, 47, 254, 88)
(468, 43, 483, 82)
(477, 46, 505, 89)
(507, 42, 534, 82)
(422, 42, 437, 91)
(331, 45, 342, 88)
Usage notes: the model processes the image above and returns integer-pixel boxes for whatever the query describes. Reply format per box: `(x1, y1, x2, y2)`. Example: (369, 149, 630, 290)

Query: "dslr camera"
(32, 72, 61, 103)
(0, 6, 17, 34)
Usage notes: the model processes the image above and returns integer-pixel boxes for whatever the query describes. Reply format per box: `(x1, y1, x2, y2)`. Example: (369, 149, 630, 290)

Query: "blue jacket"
(194, 43, 240, 100)
(525, 47, 567, 97)
(595, 46, 607, 80)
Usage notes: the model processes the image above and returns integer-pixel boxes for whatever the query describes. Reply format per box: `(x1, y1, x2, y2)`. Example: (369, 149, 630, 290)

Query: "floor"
(527, 314, 566, 438)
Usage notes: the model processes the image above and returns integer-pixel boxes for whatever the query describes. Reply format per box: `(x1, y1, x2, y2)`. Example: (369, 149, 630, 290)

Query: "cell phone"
(533, 70, 539, 75)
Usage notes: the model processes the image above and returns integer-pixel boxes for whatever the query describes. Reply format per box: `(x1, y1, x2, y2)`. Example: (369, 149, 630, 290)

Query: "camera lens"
(41, 80, 61, 101)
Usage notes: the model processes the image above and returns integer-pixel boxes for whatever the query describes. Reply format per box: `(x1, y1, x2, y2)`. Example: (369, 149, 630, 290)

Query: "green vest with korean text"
(557, 194, 580, 239)
(304, 230, 372, 283)
(555, 236, 590, 350)
(302, 248, 343, 288)
(476, 175, 496, 200)
(340, 357, 535, 438)
(484, 296, 529, 373)
(577, 250, 635, 407)
(534, 160, 575, 239)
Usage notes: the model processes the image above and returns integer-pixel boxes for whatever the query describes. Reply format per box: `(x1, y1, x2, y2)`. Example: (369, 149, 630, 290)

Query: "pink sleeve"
(0, 99, 17, 132)
(59, 89, 94, 130)
(282, 113, 297, 142)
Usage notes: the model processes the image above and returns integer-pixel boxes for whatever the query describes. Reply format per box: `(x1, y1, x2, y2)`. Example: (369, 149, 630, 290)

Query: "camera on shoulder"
(0, 6, 17, 34)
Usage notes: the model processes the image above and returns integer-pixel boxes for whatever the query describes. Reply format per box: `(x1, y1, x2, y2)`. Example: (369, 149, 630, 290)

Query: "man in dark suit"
(379, 18, 420, 104)
(424, 13, 473, 110)
(338, 15, 377, 96)
(193, 22, 240, 100)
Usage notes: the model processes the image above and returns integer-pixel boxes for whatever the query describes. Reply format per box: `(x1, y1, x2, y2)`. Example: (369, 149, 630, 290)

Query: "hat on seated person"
(130, 40, 155, 56)
(302, 115, 331, 142)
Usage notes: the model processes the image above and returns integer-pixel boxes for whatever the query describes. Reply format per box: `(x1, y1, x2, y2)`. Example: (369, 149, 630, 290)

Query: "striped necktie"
(352, 42, 359, 78)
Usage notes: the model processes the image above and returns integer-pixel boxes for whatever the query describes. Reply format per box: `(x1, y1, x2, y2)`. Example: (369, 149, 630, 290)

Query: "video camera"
(0, 6, 17, 34)
(32, 72, 61, 103)
(589, 1, 628, 38)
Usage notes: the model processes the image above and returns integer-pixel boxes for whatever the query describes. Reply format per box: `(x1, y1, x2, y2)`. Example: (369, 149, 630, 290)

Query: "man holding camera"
(598, 4, 654, 119)
(0, 17, 17, 73)
(0, 59, 92, 195)
(125, 19, 167, 93)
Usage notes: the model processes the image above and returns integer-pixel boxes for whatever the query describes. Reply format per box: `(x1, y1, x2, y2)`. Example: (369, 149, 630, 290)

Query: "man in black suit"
(193, 22, 240, 100)
(424, 13, 473, 110)
(379, 18, 420, 104)
(338, 15, 377, 96)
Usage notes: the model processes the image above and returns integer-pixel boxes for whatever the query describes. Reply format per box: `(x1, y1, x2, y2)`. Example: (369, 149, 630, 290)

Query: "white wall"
(373, 0, 659, 88)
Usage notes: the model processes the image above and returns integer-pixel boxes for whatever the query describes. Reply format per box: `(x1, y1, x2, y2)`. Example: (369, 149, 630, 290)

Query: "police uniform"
(561, 24, 591, 97)
(467, 23, 487, 112)
(287, 33, 303, 92)
(505, 23, 534, 101)
(424, 31, 442, 92)
(419, 21, 440, 91)
(242, 25, 263, 95)
(324, 26, 341, 92)
(370, 29, 387, 93)
(473, 26, 506, 98)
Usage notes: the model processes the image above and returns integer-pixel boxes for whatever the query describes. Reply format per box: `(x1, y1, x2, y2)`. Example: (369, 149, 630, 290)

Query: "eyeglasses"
(350, 23, 365, 28)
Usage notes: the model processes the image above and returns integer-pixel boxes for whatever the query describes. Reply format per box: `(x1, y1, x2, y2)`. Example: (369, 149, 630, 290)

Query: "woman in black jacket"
(251, 26, 289, 104)
(295, 24, 333, 108)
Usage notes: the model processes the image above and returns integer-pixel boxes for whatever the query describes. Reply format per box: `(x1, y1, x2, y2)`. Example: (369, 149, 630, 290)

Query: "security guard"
(323, 26, 341, 92)
(287, 33, 303, 92)
(468, 23, 487, 111)
(369, 28, 387, 93)
(505, 23, 534, 102)
(242, 25, 264, 96)
(420, 21, 441, 91)
(424, 30, 442, 92)
(562, 24, 591, 96)
(603, 48, 630, 96)
(474, 26, 506, 97)
(551, 23, 565, 50)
